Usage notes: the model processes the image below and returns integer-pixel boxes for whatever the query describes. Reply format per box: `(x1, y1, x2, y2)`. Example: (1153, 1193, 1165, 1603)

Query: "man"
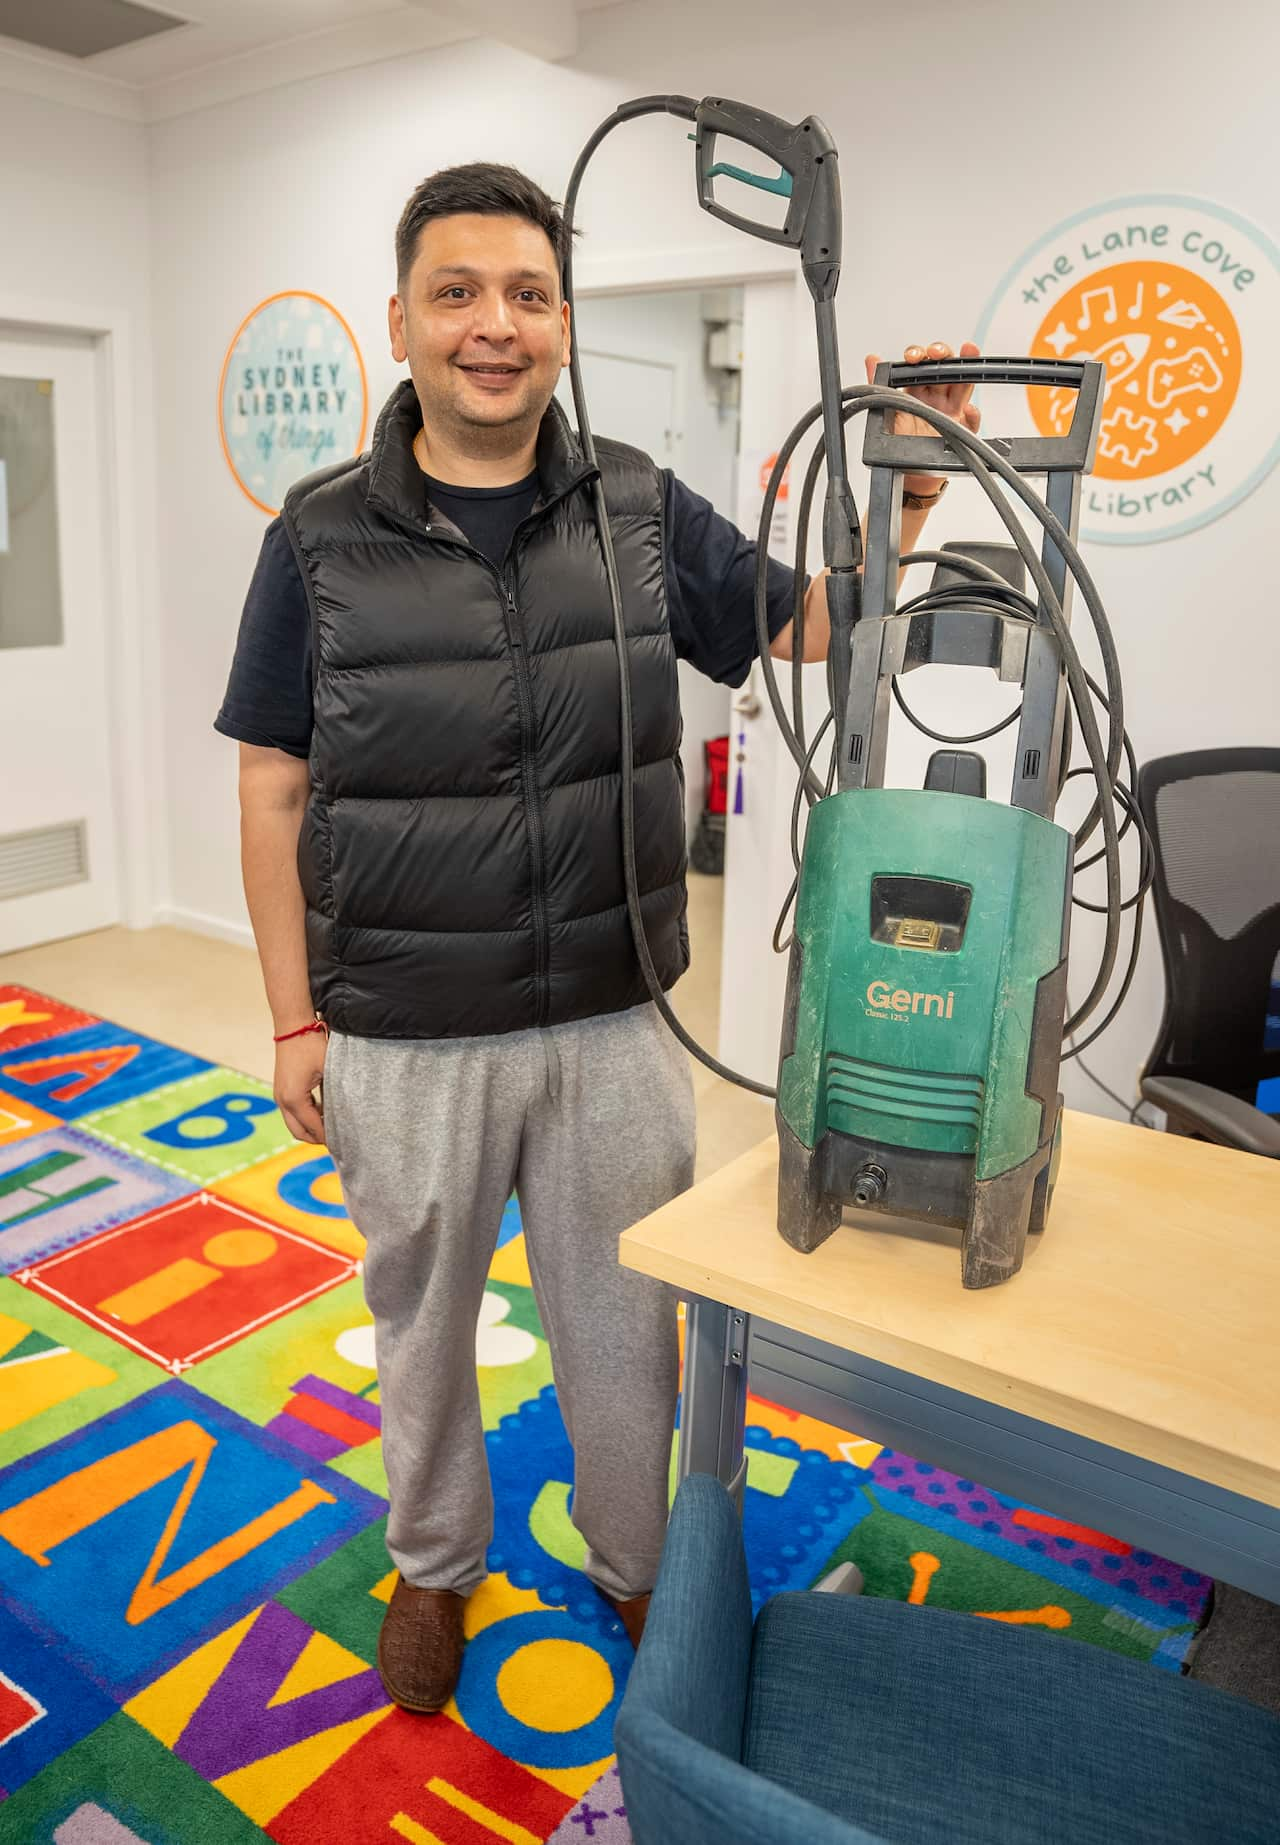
(216, 160, 978, 1713)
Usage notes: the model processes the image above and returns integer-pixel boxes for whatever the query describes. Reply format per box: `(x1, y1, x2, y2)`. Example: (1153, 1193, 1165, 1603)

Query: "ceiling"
(0, 0, 623, 120)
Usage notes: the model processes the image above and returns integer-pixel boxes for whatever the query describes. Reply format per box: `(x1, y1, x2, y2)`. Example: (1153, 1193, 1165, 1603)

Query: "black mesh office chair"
(1136, 748, 1280, 1157)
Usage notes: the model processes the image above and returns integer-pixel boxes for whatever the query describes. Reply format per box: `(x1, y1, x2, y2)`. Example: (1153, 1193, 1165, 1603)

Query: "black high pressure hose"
(561, 97, 781, 1095)
(770, 535, 1152, 1045)
(562, 98, 1144, 1098)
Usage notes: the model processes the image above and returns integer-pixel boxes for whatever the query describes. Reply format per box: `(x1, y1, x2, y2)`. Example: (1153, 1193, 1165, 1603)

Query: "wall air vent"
(0, 822, 88, 901)
(0, 0, 185, 59)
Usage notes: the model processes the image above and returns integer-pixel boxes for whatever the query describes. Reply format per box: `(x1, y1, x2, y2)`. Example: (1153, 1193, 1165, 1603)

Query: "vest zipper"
(377, 488, 598, 1029)
(500, 572, 551, 1026)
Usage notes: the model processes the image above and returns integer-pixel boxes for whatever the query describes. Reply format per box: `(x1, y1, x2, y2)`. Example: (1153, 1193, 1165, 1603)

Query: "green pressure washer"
(775, 360, 1113, 1288)
(563, 97, 1145, 1289)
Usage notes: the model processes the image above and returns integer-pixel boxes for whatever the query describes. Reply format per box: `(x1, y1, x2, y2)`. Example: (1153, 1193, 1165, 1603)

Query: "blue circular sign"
(219, 291, 368, 515)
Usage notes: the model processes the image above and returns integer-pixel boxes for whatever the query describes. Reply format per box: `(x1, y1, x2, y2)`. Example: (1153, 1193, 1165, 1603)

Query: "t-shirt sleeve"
(661, 470, 801, 688)
(214, 517, 314, 759)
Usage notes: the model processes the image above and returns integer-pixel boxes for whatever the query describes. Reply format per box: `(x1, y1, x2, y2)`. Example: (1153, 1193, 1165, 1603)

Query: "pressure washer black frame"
(850, 358, 1106, 822)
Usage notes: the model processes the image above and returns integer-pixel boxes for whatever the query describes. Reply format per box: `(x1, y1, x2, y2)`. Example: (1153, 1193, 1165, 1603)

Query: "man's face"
(389, 213, 571, 441)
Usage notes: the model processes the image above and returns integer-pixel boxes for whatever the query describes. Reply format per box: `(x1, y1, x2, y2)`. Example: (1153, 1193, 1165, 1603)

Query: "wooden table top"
(619, 1110, 1280, 1509)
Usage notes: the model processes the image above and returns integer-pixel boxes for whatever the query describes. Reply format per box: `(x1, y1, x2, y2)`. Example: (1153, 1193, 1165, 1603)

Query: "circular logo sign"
(977, 197, 1279, 543)
(218, 291, 368, 516)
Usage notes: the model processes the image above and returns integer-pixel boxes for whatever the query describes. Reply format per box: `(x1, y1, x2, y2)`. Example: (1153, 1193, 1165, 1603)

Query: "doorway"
(557, 284, 743, 844)
(0, 326, 120, 953)
(559, 278, 791, 1167)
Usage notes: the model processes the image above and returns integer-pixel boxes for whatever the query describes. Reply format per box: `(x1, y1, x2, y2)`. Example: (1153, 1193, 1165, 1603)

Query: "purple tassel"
(733, 729, 746, 815)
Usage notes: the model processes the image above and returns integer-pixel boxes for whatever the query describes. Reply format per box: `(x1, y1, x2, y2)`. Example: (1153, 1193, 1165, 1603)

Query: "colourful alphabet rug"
(0, 984, 1210, 1842)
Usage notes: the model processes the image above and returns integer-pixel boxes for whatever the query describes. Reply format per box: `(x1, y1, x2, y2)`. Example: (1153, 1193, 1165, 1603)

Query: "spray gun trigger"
(708, 160, 793, 198)
(690, 134, 793, 198)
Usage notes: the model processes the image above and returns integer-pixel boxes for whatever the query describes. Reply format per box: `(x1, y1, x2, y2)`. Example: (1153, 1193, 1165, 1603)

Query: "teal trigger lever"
(688, 134, 793, 196)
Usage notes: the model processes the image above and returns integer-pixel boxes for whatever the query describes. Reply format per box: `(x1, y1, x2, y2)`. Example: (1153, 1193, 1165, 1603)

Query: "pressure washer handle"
(882, 357, 1091, 392)
(863, 355, 1106, 476)
(693, 97, 841, 299)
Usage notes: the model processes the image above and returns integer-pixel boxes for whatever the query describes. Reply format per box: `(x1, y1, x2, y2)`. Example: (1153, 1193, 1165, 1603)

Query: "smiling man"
(215, 161, 976, 1715)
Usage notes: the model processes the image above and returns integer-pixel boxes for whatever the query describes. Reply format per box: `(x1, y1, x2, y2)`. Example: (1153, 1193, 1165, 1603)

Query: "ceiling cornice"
(0, 0, 615, 125)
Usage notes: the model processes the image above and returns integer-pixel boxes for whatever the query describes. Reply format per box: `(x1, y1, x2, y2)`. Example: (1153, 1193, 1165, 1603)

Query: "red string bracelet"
(273, 1018, 328, 1044)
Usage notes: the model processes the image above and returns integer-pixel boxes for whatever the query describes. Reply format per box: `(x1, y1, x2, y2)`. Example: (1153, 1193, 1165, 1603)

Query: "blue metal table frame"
(679, 1296, 1280, 1602)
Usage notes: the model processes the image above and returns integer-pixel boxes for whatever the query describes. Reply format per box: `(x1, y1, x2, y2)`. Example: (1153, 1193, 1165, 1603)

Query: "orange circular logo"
(1029, 260, 1240, 481)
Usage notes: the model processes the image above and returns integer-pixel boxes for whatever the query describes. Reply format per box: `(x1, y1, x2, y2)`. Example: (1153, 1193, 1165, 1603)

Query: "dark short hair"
(394, 163, 572, 289)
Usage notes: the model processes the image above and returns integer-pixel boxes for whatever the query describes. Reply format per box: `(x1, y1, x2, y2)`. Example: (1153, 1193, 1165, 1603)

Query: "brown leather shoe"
(606, 1592, 651, 1649)
(376, 1577, 466, 1712)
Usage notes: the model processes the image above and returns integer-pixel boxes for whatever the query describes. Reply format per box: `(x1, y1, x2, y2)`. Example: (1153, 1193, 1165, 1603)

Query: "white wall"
(10, 0, 1276, 1117)
(0, 87, 164, 927)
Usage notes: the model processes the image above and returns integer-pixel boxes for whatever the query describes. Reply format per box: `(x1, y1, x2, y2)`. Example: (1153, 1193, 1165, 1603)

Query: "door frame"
(0, 290, 160, 934)
(571, 240, 795, 299)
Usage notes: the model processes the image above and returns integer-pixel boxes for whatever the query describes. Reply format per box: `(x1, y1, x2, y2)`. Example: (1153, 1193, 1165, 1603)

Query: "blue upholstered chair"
(614, 1475, 1280, 1845)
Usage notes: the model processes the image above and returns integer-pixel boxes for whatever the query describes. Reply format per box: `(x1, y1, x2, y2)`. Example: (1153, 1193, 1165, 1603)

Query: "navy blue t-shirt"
(215, 467, 799, 760)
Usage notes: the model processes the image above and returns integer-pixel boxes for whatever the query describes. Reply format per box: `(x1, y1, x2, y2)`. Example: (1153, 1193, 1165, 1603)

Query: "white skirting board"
(152, 905, 256, 953)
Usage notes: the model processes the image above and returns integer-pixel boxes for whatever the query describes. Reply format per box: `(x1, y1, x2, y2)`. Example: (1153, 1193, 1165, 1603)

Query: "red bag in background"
(691, 735, 730, 875)
(704, 736, 729, 817)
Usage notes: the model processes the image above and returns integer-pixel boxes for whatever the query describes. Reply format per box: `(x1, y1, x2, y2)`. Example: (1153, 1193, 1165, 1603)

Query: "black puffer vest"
(282, 381, 689, 1039)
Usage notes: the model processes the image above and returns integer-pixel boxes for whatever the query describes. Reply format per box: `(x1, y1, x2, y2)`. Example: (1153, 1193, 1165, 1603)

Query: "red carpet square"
(0, 987, 98, 1056)
(18, 1194, 357, 1374)
(269, 1705, 575, 1843)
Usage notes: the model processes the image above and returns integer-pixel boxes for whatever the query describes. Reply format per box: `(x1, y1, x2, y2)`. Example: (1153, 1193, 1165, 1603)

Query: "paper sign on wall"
(737, 447, 791, 562)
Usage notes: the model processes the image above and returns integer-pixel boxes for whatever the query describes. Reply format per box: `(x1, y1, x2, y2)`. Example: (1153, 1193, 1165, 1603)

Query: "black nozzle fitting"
(852, 1163, 888, 1207)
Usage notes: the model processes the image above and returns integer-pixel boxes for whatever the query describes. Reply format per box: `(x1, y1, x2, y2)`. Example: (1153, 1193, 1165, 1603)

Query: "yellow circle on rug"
(496, 1639, 613, 1733)
(310, 1168, 345, 1206)
(202, 1228, 278, 1268)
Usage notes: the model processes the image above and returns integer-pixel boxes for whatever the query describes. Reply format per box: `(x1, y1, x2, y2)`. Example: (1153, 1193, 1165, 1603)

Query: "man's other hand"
(275, 1031, 328, 1145)
(864, 340, 982, 494)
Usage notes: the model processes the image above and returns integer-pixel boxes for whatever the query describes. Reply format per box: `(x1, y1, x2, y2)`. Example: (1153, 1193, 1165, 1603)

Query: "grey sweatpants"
(322, 1003, 695, 1603)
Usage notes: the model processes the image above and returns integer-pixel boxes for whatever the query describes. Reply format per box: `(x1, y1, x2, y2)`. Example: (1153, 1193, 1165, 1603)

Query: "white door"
(0, 329, 119, 952)
(558, 329, 733, 836)
(558, 348, 678, 466)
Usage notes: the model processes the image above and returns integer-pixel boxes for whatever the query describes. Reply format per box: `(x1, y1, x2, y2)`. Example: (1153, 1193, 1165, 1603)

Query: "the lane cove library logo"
(218, 291, 368, 517)
(977, 197, 1278, 544)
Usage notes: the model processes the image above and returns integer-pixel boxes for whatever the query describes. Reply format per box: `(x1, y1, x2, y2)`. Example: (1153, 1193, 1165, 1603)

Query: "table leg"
(679, 1297, 749, 1509)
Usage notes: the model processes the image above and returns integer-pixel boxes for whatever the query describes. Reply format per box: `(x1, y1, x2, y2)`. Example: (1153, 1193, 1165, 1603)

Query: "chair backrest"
(1137, 748, 1280, 1108)
(615, 1475, 885, 1845)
